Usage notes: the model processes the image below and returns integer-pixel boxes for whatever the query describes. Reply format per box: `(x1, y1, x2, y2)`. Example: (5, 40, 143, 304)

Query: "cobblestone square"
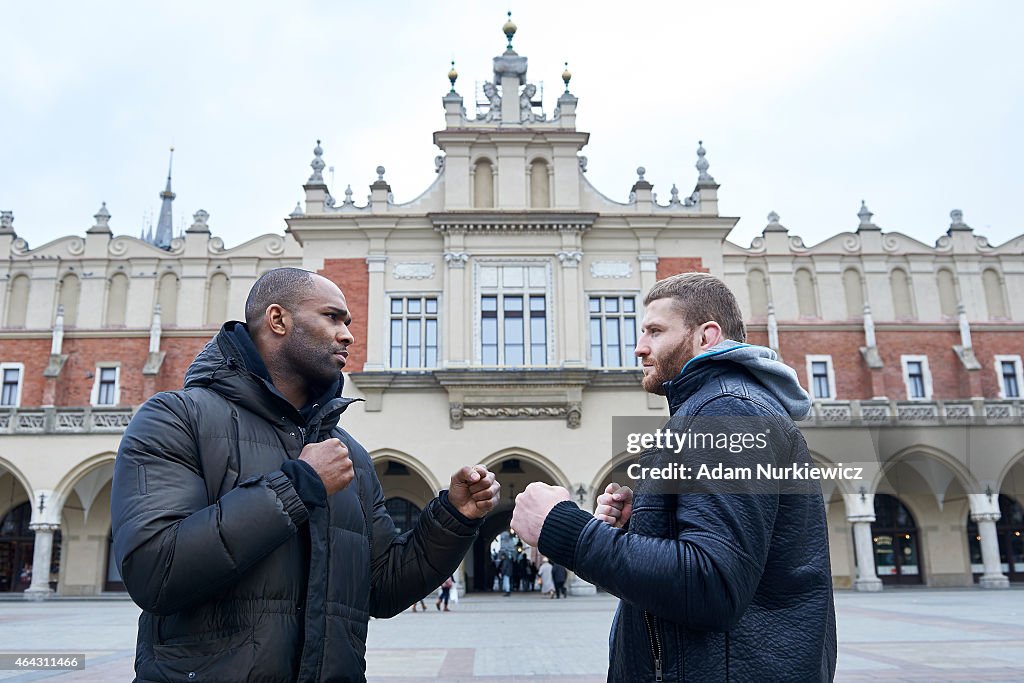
(2, 589, 1024, 681)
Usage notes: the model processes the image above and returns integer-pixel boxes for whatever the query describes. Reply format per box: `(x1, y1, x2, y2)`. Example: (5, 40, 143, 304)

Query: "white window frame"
(473, 259, 554, 367)
(586, 292, 641, 368)
(994, 355, 1024, 400)
(386, 293, 442, 370)
(90, 363, 121, 407)
(900, 355, 933, 401)
(805, 355, 837, 400)
(0, 362, 24, 407)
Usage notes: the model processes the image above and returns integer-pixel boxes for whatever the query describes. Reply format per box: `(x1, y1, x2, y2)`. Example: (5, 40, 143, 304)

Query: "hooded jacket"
(111, 323, 481, 682)
(539, 341, 837, 682)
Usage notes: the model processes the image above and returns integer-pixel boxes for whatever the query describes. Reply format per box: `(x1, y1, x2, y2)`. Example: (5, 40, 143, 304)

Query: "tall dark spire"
(154, 147, 175, 249)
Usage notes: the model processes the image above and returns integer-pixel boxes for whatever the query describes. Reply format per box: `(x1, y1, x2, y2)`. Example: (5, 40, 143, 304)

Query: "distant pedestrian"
(499, 553, 513, 596)
(410, 597, 427, 612)
(537, 557, 554, 598)
(436, 575, 454, 611)
(552, 563, 568, 599)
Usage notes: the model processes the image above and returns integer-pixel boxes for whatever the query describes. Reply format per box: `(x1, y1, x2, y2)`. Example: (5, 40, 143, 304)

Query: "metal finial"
(376, 166, 386, 181)
(562, 61, 572, 93)
(767, 211, 780, 224)
(448, 60, 458, 93)
(636, 167, 646, 181)
(503, 11, 517, 50)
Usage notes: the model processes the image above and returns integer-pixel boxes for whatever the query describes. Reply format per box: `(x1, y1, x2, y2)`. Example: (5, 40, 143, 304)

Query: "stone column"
(24, 523, 60, 600)
(973, 512, 1010, 588)
(849, 515, 883, 592)
(443, 250, 470, 366)
(363, 256, 388, 370)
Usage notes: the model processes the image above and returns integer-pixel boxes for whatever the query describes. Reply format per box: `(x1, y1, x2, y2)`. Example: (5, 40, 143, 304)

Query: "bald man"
(113, 267, 499, 682)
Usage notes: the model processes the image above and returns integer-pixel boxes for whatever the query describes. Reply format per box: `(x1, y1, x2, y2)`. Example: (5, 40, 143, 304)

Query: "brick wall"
(656, 257, 709, 280)
(317, 258, 369, 373)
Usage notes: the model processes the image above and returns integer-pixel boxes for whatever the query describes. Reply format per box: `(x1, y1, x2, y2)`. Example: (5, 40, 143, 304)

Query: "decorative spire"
(503, 11, 517, 52)
(448, 60, 458, 93)
(562, 62, 572, 93)
(308, 140, 326, 185)
(696, 140, 715, 184)
(636, 167, 646, 182)
(154, 147, 176, 249)
(88, 202, 112, 234)
(343, 184, 354, 206)
(858, 200, 873, 226)
(669, 184, 680, 205)
(290, 201, 304, 217)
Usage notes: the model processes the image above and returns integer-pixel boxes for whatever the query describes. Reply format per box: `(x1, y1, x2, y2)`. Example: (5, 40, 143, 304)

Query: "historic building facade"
(1, 22, 1022, 597)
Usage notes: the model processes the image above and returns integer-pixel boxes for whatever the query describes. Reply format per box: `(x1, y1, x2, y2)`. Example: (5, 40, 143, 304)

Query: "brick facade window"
(91, 365, 120, 406)
(995, 355, 1023, 399)
(589, 295, 639, 368)
(901, 355, 932, 400)
(805, 355, 836, 400)
(0, 364, 22, 407)
(388, 296, 439, 369)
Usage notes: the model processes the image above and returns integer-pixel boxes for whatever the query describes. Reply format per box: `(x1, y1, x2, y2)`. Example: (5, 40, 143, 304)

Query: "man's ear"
(700, 322, 724, 350)
(266, 304, 289, 336)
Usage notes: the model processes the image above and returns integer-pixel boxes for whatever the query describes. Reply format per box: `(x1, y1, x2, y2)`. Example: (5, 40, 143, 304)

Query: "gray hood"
(680, 340, 812, 420)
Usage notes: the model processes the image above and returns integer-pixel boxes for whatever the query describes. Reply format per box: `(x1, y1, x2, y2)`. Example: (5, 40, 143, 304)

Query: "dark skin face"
(251, 275, 355, 410)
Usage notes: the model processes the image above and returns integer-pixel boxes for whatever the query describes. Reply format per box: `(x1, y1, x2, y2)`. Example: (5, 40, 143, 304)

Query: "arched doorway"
(468, 454, 563, 592)
(871, 494, 923, 585)
(0, 502, 62, 593)
(967, 495, 1024, 583)
(384, 497, 422, 535)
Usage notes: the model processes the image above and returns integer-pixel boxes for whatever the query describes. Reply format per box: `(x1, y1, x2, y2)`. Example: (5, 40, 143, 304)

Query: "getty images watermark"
(612, 417, 868, 495)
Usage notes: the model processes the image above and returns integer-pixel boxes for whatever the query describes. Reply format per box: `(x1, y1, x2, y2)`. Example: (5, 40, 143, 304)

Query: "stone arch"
(872, 444, 979, 500)
(105, 272, 130, 327)
(205, 272, 230, 327)
(156, 271, 180, 326)
(50, 452, 117, 523)
(983, 268, 1008, 320)
(936, 268, 958, 318)
(842, 268, 864, 319)
(528, 158, 551, 208)
(0, 456, 33, 521)
(889, 267, 915, 320)
(794, 267, 818, 318)
(479, 447, 571, 492)
(4, 273, 30, 328)
(995, 446, 1024, 498)
(746, 268, 768, 318)
(472, 158, 495, 208)
(57, 272, 81, 327)
(369, 449, 441, 511)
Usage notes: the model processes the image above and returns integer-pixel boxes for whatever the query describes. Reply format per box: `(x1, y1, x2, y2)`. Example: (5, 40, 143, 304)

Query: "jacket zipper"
(643, 610, 663, 681)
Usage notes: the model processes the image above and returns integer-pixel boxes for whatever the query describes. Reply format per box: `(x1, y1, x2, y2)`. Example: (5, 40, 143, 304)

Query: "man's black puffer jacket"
(539, 342, 837, 682)
(111, 323, 480, 682)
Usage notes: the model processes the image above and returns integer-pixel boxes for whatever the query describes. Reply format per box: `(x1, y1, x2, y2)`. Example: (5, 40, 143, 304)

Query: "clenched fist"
(299, 438, 354, 495)
(594, 482, 633, 528)
(448, 465, 500, 520)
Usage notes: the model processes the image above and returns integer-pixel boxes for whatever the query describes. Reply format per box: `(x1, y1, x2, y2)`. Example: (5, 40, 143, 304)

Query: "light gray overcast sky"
(1, 1, 1021, 251)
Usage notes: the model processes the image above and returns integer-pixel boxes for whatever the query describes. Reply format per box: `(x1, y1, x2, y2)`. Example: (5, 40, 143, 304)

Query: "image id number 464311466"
(0, 653, 85, 670)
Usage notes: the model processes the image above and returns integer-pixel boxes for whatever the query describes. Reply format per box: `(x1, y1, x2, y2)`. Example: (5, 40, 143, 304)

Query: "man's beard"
(641, 344, 695, 395)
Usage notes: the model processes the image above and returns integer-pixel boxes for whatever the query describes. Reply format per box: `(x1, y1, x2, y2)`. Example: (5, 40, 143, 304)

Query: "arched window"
(967, 495, 1024, 583)
(982, 268, 1008, 320)
(842, 269, 864, 319)
(794, 268, 818, 318)
(105, 273, 129, 327)
(384, 497, 422, 535)
(936, 269, 957, 318)
(746, 269, 768, 318)
(870, 494, 923, 585)
(157, 272, 179, 327)
(57, 273, 81, 327)
(529, 159, 550, 208)
(4, 275, 30, 328)
(473, 159, 494, 208)
(890, 268, 915, 320)
(205, 273, 229, 327)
